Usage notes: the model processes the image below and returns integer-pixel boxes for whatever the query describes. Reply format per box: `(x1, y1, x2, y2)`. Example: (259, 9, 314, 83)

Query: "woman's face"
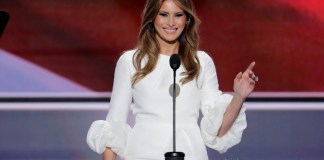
(154, 0, 187, 44)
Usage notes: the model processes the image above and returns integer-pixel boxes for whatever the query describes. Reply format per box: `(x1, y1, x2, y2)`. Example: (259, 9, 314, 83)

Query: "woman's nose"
(167, 16, 174, 27)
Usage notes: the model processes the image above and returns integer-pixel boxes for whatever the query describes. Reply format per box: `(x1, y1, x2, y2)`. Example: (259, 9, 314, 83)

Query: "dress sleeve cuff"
(200, 94, 247, 153)
(86, 120, 131, 158)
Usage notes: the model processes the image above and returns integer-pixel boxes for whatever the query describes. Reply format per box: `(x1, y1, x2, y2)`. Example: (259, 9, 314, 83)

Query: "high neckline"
(159, 53, 172, 57)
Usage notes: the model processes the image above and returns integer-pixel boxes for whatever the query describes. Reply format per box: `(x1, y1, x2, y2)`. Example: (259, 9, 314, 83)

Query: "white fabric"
(87, 120, 131, 156)
(86, 50, 247, 160)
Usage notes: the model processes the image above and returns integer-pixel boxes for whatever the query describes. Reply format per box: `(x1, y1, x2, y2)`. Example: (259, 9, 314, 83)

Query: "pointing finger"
(246, 61, 256, 72)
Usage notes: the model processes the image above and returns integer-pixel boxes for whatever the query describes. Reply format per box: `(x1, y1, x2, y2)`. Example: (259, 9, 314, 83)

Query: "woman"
(87, 0, 258, 159)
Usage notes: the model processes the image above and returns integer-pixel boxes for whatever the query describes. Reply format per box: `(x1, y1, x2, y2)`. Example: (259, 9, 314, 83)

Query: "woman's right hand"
(102, 147, 117, 160)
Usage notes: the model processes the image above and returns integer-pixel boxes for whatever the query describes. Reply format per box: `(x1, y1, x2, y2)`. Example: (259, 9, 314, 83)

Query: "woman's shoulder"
(119, 49, 137, 61)
(116, 49, 138, 67)
(197, 50, 214, 64)
(114, 49, 137, 70)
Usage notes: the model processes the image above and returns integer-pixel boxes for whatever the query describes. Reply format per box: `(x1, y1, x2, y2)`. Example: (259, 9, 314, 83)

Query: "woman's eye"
(159, 13, 168, 17)
(175, 13, 184, 17)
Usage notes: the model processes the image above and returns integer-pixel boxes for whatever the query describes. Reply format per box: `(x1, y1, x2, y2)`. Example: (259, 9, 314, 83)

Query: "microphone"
(165, 54, 185, 160)
(169, 54, 181, 71)
(0, 11, 10, 38)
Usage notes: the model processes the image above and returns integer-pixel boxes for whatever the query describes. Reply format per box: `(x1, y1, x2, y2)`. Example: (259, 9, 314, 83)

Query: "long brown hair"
(132, 0, 201, 86)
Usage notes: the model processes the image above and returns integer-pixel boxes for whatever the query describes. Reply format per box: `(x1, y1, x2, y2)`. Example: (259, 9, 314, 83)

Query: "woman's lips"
(163, 28, 177, 34)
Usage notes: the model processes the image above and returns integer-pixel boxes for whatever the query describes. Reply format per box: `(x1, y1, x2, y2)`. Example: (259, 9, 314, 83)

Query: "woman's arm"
(217, 62, 257, 137)
(102, 147, 117, 160)
(217, 93, 244, 137)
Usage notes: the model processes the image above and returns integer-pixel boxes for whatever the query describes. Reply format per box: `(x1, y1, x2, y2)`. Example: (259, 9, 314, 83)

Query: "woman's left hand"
(233, 61, 258, 100)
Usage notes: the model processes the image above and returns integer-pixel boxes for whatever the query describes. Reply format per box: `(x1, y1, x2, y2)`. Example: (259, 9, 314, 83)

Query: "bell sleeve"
(199, 52, 247, 154)
(86, 51, 133, 158)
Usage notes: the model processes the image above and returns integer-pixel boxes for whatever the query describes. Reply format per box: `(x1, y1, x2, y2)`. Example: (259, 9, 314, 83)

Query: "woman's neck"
(157, 38, 179, 55)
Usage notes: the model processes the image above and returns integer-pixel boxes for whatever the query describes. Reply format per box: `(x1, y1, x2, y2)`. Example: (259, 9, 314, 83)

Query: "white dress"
(86, 50, 247, 160)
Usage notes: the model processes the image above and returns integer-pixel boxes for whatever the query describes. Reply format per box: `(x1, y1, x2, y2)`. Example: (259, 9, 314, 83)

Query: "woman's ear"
(186, 16, 191, 25)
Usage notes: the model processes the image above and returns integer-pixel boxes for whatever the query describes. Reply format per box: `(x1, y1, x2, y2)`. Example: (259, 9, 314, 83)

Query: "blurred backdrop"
(1, 0, 324, 92)
(0, 0, 324, 159)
